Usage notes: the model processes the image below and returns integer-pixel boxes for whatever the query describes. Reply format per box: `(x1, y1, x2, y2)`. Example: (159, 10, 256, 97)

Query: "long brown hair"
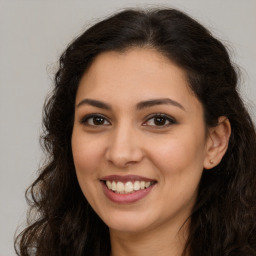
(15, 8, 256, 256)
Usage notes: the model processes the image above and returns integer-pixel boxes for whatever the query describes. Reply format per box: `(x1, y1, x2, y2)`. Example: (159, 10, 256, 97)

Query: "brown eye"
(154, 116, 168, 126)
(92, 116, 105, 125)
(143, 114, 176, 127)
(80, 114, 111, 126)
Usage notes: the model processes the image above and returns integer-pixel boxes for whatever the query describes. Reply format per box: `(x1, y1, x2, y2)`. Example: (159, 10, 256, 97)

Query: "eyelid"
(142, 113, 176, 127)
(79, 113, 176, 127)
(80, 113, 111, 126)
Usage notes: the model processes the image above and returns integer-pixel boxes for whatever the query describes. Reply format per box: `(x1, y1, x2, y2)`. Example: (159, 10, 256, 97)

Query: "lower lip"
(101, 182, 155, 204)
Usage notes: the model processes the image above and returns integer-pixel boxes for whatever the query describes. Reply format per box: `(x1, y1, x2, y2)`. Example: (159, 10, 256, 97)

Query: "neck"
(109, 220, 189, 256)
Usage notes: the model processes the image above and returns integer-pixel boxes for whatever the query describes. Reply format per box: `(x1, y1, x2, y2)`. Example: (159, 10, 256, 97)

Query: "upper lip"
(100, 175, 156, 183)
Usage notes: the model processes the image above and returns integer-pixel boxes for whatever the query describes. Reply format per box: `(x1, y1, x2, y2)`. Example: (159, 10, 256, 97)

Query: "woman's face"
(72, 48, 212, 234)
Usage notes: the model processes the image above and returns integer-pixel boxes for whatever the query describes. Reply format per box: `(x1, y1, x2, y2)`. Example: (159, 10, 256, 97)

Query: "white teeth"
(116, 181, 124, 193)
(145, 181, 151, 188)
(106, 180, 112, 189)
(140, 181, 145, 189)
(105, 180, 154, 194)
(124, 181, 133, 193)
(111, 181, 117, 191)
(134, 181, 141, 191)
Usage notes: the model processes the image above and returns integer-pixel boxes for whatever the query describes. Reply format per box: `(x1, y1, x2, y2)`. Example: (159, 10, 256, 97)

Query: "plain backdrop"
(0, 0, 255, 255)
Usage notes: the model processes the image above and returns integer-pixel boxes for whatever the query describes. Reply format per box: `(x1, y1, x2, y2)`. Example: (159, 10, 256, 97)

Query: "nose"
(105, 124, 144, 168)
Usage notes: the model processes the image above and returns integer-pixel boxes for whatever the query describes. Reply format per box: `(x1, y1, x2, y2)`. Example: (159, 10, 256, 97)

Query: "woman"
(15, 8, 256, 256)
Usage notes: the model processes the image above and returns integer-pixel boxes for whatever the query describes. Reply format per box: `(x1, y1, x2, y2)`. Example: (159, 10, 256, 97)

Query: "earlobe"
(204, 116, 231, 169)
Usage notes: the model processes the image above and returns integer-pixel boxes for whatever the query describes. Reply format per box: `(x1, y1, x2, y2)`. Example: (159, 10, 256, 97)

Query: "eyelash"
(143, 113, 176, 127)
(80, 114, 111, 126)
(80, 113, 176, 127)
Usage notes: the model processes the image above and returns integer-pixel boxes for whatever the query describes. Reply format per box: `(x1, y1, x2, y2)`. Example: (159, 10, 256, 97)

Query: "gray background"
(0, 0, 255, 255)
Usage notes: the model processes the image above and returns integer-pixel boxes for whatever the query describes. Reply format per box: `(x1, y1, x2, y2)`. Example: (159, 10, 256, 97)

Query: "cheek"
(71, 132, 106, 192)
(155, 134, 205, 166)
(71, 133, 104, 206)
(149, 131, 206, 188)
(155, 134, 206, 211)
(72, 132, 102, 171)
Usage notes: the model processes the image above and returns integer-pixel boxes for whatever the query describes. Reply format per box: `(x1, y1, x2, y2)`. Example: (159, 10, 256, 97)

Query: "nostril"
(105, 137, 144, 167)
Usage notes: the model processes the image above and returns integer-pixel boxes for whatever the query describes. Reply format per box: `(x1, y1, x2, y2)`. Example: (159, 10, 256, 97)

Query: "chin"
(101, 211, 156, 234)
(108, 221, 149, 234)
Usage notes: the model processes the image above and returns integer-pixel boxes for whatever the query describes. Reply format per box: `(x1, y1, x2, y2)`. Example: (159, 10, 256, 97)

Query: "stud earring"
(209, 159, 214, 164)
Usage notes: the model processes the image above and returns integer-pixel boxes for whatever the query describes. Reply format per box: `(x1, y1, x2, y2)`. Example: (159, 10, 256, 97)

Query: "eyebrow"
(76, 97, 185, 111)
(76, 99, 112, 110)
(136, 98, 185, 111)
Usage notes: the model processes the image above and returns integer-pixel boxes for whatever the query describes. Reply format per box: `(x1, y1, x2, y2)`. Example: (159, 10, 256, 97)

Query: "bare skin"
(110, 218, 189, 256)
(72, 48, 231, 256)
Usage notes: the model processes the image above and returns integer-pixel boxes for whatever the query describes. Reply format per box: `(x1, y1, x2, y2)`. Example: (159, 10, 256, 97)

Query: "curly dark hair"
(15, 8, 256, 256)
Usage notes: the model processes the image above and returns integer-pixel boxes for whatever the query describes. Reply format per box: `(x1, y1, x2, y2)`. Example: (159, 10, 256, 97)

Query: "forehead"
(76, 48, 200, 112)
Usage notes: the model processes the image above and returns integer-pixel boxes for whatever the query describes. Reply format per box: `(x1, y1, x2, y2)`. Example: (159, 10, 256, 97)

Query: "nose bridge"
(106, 120, 143, 167)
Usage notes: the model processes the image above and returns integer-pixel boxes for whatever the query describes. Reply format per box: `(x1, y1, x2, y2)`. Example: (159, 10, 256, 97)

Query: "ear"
(204, 116, 231, 169)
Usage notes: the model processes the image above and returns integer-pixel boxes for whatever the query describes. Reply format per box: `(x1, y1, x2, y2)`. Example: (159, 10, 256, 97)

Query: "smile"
(105, 180, 154, 194)
(100, 175, 157, 204)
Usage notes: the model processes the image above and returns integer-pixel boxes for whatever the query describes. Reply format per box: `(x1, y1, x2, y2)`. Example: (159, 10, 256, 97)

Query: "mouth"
(100, 175, 157, 197)
(102, 180, 156, 194)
